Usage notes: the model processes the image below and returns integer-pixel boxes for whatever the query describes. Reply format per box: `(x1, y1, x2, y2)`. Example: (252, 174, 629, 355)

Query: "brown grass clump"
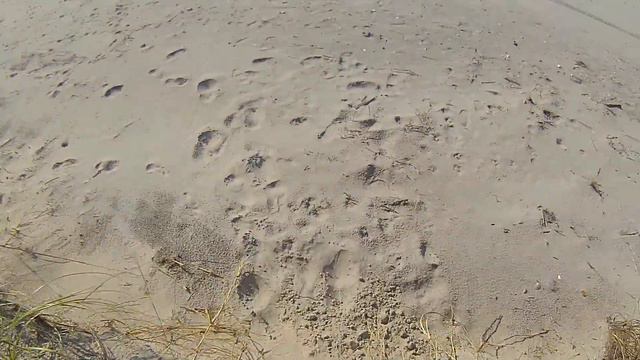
(0, 293, 115, 359)
(0, 243, 264, 360)
(605, 316, 640, 360)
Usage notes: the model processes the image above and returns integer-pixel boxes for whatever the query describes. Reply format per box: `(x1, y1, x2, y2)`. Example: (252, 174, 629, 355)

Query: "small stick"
(0, 137, 14, 149)
(478, 315, 502, 352)
(495, 330, 550, 356)
(504, 77, 521, 87)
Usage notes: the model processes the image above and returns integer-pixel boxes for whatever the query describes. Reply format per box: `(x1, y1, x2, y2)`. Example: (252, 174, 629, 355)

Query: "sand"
(1, 0, 640, 358)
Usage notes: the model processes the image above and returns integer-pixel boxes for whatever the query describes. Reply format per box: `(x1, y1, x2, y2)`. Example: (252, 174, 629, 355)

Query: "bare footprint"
(225, 98, 265, 128)
(104, 84, 123, 97)
(192, 130, 227, 159)
(93, 160, 119, 177)
(164, 77, 189, 86)
(196, 78, 219, 102)
(166, 48, 186, 60)
(224, 174, 236, 185)
(232, 70, 259, 84)
(145, 162, 168, 175)
(300, 55, 334, 66)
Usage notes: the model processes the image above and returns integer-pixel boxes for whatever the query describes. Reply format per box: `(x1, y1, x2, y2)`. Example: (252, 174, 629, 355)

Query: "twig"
(0, 137, 14, 149)
(504, 77, 521, 87)
(354, 95, 377, 110)
(478, 315, 502, 352)
(495, 330, 550, 356)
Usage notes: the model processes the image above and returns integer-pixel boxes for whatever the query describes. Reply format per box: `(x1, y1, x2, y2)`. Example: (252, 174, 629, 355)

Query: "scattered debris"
(246, 153, 266, 173)
(543, 109, 559, 121)
(352, 95, 376, 110)
(357, 164, 385, 185)
(344, 192, 358, 207)
(540, 208, 557, 228)
(318, 109, 350, 139)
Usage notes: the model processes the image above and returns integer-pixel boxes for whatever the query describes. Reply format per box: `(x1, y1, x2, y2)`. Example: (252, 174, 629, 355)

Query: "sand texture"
(1, 0, 640, 358)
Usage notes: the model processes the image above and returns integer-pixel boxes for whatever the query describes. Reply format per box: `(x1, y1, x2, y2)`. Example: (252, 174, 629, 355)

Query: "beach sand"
(1, 0, 640, 358)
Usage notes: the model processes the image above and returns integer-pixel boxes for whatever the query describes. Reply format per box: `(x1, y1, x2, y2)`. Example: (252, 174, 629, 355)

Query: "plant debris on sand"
(0, 264, 265, 359)
(605, 316, 640, 360)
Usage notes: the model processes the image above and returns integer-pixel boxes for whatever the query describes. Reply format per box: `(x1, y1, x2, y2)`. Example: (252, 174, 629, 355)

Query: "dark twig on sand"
(494, 329, 550, 356)
(477, 315, 502, 352)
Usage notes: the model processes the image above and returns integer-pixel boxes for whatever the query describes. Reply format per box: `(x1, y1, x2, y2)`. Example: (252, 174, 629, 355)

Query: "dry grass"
(418, 314, 461, 360)
(605, 316, 640, 360)
(0, 292, 115, 359)
(0, 242, 264, 359)
(0, 278, 264, 360)
(123, 263, 266, 360)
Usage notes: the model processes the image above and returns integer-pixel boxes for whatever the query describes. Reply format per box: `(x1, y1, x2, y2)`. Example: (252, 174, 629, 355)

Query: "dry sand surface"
(2, 0, 640, 358)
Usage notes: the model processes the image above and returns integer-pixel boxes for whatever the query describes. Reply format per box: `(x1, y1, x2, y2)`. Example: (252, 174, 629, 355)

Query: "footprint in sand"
(232, 70, 259, 85)
(300, 55, 334, 66)
(224, 99, 265, 129)
(104, 84, 123, 97)
(52, 158, 77, 169)
(237, 271, 259, 302)
(145, 162, 168, 175)
(251, 57, 274, 65)
(245, 153, 266, 173)
(93, 160, 119, 177)
(196, 78, 220, 102)
(224, 174, 236, 185)
(192, 130, 227, 159)
(166, 48, 186, 60)
(164, 77, 189, 86)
